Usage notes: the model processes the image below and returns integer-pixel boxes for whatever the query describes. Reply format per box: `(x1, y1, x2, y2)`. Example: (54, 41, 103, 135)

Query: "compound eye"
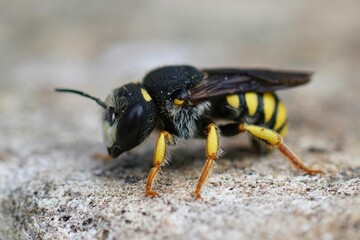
(172, 89, 189, 106)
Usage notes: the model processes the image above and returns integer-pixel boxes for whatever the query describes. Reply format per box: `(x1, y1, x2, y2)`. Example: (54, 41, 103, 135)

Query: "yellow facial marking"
(245, 92, 258, 116)
(141, 88, 152, 102)
(274, 101, 287, 131)
(174, 98, 185, 106)
(226, 94, 240, 109)
(206, 124, 219, 157)
(263, 92, 276, 123)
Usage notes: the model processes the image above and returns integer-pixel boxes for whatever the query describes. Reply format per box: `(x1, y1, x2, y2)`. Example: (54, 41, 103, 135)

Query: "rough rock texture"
(1, 1, 359, 239)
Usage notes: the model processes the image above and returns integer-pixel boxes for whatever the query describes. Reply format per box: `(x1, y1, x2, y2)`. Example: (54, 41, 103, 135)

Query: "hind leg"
(219, 123, 324, 175)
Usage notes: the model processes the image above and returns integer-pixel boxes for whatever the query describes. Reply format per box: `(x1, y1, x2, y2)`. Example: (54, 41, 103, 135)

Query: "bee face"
(102, 106, 121, 153)
(103, 84, 157, 158)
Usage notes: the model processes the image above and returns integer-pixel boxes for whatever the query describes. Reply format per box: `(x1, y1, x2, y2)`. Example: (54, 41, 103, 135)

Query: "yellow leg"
(239, 124, 324, 175)
(93, 153, 113, 161)
(146, 131, 173, 197)
(195, 123, 220, 199)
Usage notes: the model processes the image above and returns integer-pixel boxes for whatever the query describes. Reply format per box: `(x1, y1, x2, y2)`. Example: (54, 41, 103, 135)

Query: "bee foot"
(306, 169, 325, 175)
(93, 153, 113, 161)
(195, 192, 203, 200)
(146, 191, 159, 197)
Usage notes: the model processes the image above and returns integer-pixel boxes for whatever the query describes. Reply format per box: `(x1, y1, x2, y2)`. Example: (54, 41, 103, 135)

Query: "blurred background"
(0, 1, 359, 238)
(1, 0, 359, 154)
(1, 1, 359, 90)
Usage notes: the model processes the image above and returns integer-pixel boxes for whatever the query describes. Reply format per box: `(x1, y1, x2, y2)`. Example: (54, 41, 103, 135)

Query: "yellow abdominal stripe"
(263, 93, 276, 123)
(274, 101, 287, 130)
(278, 123, 288, 137)
(245, 92, 258, 116)
(141, 88, 152, 102)
(226, 94, 240, 109)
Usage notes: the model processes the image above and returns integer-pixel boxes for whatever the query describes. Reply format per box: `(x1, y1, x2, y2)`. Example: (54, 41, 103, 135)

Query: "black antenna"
(55, 88, 107, 109)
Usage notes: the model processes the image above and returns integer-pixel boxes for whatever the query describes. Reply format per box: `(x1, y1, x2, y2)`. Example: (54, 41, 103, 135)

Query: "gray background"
(0, 1, 359, 239)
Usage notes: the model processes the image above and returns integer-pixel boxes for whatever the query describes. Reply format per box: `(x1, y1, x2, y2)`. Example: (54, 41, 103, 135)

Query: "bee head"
(56, 83, 157, 158)
(102, 83, 157, 157)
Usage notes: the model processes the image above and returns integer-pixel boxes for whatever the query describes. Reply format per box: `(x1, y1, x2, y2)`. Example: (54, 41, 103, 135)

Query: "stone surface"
(1, 1, 360, 239)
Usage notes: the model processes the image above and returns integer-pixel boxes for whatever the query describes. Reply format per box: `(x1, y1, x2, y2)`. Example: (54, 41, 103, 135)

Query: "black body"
(56, 65, 311, 158)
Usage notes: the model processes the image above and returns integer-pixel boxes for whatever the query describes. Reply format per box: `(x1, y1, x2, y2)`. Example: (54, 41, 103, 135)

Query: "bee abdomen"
(216, 92, 288, 137)
(260, 92, 288, 136)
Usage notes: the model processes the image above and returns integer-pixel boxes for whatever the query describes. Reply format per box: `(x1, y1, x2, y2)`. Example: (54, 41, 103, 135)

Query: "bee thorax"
(170, 102, 211, 139)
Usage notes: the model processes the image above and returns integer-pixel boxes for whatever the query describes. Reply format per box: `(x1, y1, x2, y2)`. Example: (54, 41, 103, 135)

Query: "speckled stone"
(1, 1, 360, 239)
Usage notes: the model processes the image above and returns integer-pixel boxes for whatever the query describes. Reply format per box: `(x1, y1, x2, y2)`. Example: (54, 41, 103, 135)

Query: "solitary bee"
(56, 65, 323, 199)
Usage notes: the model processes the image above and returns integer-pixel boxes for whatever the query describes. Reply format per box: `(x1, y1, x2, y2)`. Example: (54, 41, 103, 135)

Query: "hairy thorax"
(161, 101, 211, 139)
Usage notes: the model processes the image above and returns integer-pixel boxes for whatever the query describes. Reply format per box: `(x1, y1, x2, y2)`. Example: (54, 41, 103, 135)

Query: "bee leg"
(146, 131, 173, 197)
(93, 153, 113, 161)
(238, 124, 324, 175)
(195, 123, 220, 200)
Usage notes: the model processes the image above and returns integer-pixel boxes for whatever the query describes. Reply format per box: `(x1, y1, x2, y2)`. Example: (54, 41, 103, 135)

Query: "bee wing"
(188, 68, 312, 103)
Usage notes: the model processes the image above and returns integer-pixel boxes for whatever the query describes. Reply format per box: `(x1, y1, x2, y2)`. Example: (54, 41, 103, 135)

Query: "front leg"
(195, 123, 221, 199)
(93, 153, 113, 161)
(146, 131, 174, 197)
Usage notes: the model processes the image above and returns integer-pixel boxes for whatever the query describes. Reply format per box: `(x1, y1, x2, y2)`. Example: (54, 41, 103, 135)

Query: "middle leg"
(195, 123, 221, 199)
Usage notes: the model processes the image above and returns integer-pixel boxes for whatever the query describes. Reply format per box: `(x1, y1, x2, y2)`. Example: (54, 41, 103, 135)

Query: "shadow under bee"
(93, 136, 261, 181)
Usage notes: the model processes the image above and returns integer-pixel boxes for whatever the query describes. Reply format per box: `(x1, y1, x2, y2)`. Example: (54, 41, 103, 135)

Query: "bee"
(56, 65, 323, 199)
